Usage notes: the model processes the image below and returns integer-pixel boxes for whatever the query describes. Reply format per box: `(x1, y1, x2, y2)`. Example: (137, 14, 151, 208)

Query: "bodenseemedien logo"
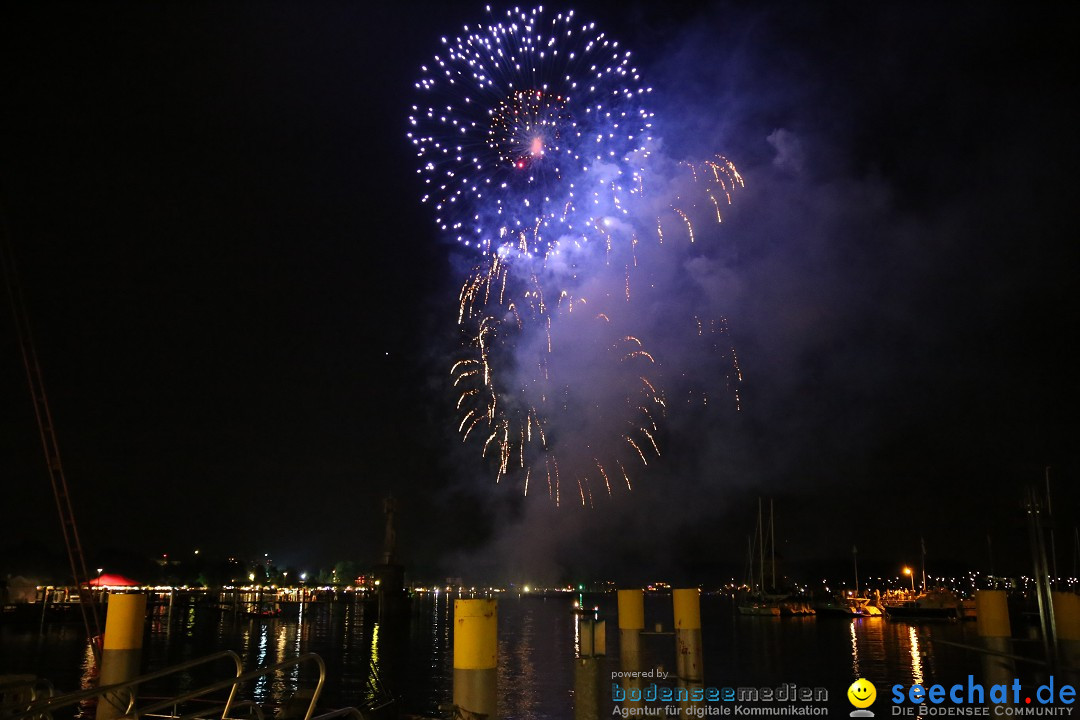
(848, 678, 877, 717)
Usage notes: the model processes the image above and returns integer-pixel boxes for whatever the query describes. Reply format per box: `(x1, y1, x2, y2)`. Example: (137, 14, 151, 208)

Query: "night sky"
(2, 2, 1078, 586)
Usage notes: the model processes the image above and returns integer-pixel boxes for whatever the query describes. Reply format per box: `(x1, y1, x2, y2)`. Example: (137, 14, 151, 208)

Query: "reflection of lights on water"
(371, 622, 380, 671)
(277, 623, 295, 690)
(254, 623, 270, 700)
(443, 593, 452, 662)
(239, 621, 252, 662)
(431, 590, 442, 671)
(257, 622, 269, 664)
(507, 602, 538, 717)
(80, 641, 97, 690)
(277, 624, 288, 661)
(850, 620, 860, 677)
(79, 641, 100, 717)
(909, 626, 924, 687)
(295, 603, 304, 666)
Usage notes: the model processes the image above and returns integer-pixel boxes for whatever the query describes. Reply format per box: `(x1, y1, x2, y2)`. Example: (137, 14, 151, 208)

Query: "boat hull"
(883, 604, 959, 620)
(737, 605, 781, 616)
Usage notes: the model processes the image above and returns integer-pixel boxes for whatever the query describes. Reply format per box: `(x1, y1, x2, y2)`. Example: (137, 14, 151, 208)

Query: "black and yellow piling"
(575, 617, 605, 720)
(96, 593, 146, 720)
(975, 590, 1014, 694)
(617, 587, 639, 699)
(453, 598, 497, 719)
(1053, 591, 1080, 680)
(578, 618, 605, 657)
(617, 589, 644, 709)
(617, 590, 644, 675)
(674, 588, 704, 712)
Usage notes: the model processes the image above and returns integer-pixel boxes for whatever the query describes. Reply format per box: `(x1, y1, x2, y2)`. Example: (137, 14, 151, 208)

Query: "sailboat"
(814, 546, 882, 617)
(736, 499, 812, 616)
(881, 538, 960, 620)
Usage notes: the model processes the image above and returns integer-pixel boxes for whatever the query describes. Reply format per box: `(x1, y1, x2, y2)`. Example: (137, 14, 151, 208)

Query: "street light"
(903, 567, 915, 594)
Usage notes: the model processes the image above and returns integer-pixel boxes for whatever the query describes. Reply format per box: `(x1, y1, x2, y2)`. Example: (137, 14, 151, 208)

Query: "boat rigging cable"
(1, 202, 102, 657)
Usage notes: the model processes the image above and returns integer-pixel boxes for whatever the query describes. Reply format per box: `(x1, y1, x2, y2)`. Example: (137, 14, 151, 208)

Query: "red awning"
(89, 573, 140, 587)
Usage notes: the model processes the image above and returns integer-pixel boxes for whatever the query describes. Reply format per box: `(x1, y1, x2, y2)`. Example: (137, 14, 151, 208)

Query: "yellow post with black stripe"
(97, 593, 146, 720)
(575, 616, 606, 720)
(975, 590, 1014, 692)
(617, 590, 644, 703)
(1053, 591, 1080, 681)
(616, 590, 645, 712)
(673, 588, 703, 712)
(454, 599, 497, 719)
(618, 590, 644, 672)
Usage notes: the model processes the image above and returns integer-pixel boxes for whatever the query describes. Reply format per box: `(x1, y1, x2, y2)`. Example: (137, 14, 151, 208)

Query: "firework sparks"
(415, 6, 744, 505)
(409, 5, 654, 258)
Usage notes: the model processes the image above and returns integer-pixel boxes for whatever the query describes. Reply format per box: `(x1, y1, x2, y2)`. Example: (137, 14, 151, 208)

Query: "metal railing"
(10, 650, 245, 720)
(136, 654, 328, 720)
(306, 709, 365, 720)
(1, 676, 55, 705)
(1, 675, 54, 719)
(8, 650, 372, 720)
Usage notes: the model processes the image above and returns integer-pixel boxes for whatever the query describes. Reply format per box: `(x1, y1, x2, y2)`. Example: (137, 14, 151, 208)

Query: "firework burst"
(413, 6, 744, 504)
(408, 5, 654, 258)
(453, 243, 668, 506)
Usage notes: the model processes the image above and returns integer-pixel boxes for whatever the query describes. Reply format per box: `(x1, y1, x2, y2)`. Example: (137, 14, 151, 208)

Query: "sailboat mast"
(770, 499, 776, 591)
(758, 498, 765, 593)
(1073, 526, 1079, 581)
(747, 535, 755, 590)
(921, 537, 927, 593)
(853, 545, 859, 596)
(1047, 466, 1058, 585)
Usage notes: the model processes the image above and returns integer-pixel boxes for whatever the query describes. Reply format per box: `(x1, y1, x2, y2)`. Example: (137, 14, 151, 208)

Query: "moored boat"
(737, 600, 781, 617)
(814, 594, 880, 617)
(882, 589, 961, 620)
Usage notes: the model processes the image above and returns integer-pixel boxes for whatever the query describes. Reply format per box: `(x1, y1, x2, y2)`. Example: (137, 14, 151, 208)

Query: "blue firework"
(408, 6, 654, 258)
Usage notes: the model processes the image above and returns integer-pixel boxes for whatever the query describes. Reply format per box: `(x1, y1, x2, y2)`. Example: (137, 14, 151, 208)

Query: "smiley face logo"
(847, 678, 876, 709)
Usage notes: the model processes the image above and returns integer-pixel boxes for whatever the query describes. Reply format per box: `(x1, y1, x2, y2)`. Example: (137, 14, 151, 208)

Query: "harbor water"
(0, 592, 1014, 717)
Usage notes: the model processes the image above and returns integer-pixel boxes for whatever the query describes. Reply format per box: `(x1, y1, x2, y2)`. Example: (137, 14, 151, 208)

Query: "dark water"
(0, 592, 1028, 717)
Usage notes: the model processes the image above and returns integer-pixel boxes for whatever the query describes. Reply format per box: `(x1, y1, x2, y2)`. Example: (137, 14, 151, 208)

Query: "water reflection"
(79, 642, 97, 692)
(0, 593, 988, 720)
(184, 606, 196, 638)
(503, 599, 539, 717)
(497, 597, 573, 718)
(370, 623, 380, 672)
(909, 626, 925, 686)
(289, 607, 303, 684)
(858, 617, 887, 680)
(253, 621, 269, 700)
(850, 620, 860, 677)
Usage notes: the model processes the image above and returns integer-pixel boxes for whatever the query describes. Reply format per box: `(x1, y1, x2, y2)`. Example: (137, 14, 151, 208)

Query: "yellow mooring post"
(673, 588, 704, 712)
(453, 598, 497, 719)
(617, 589, 644, 708)
(96, 593, 146, 720)
(975, 590, 1014, 693)
(575, 617, 604, 720)
(1052, 591, 1080, 683)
